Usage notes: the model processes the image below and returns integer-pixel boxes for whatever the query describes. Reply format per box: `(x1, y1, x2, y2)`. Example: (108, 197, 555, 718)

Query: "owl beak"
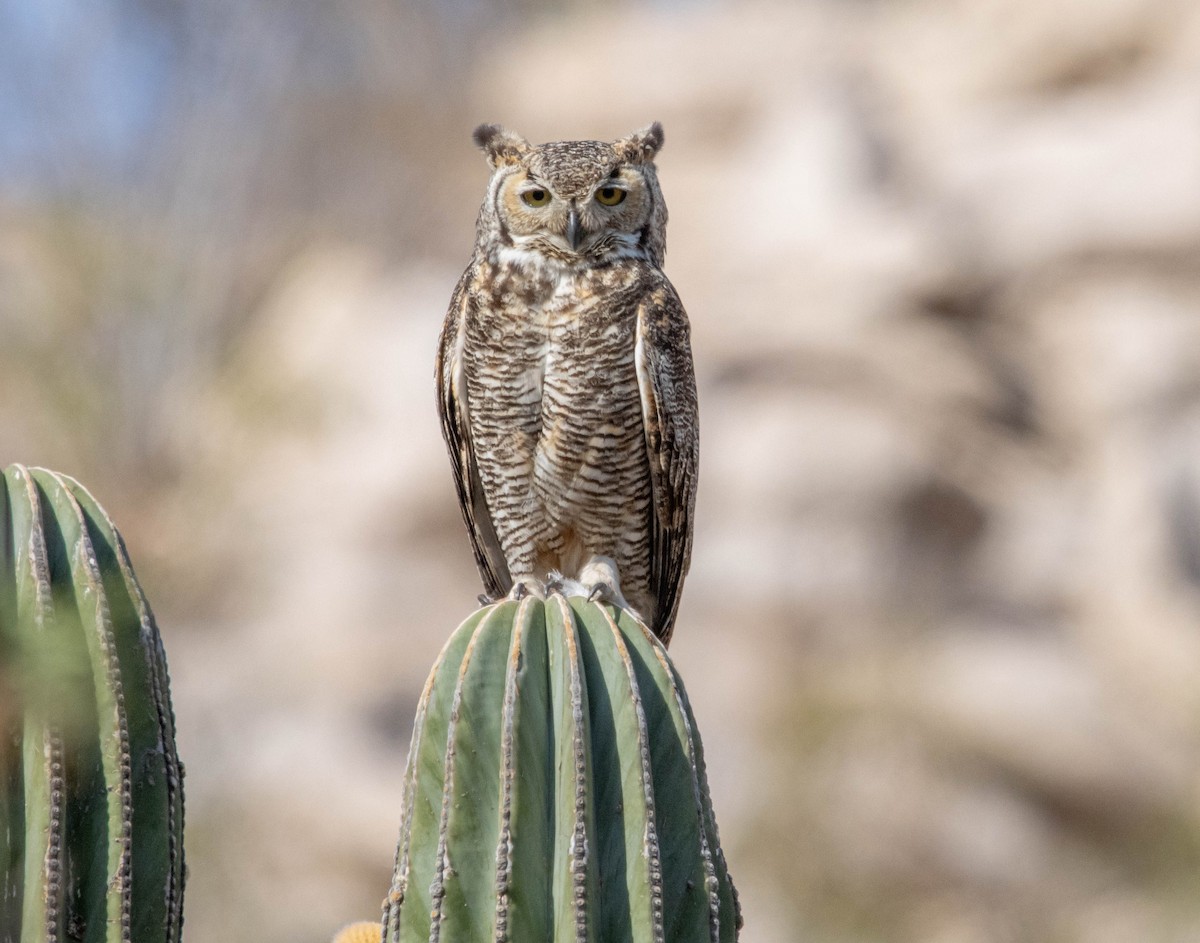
(565, 208, 584, 251)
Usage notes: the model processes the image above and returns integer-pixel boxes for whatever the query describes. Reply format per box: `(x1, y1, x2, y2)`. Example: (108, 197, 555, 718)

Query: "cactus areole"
(384, 595, 740, 943)
(0, 464, 185, 943)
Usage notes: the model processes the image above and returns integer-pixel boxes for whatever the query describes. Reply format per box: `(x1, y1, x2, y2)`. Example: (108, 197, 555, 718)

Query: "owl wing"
(634, 281, 699, 644)
(436, 274, 511, 600)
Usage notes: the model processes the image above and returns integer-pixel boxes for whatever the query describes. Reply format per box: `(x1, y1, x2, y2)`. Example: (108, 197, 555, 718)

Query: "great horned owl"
(436, 122, 697, 644)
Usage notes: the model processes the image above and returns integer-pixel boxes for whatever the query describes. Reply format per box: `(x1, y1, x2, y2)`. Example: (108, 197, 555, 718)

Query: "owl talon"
(477, 593, 495, 606)
(507, 579, 545, 602)
(579, 555, 629, 611)
(546, 571, 588, 599)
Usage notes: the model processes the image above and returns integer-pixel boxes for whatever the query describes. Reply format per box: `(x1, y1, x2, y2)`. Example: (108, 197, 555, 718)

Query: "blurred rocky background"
(4, 0, 1200, 940)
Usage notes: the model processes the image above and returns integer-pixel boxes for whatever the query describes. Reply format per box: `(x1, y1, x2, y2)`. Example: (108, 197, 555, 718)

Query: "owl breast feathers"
(435, 122, 698, 644)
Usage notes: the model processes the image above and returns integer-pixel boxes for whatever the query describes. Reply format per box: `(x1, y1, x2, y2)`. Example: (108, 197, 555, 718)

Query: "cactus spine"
(383, 595, 740, 943)
(0, 464, 185, 943)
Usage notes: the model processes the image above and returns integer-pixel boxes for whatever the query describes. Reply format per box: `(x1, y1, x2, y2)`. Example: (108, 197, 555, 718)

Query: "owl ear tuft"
(614, 122, 664, 163)
(473, 124, 531, 168)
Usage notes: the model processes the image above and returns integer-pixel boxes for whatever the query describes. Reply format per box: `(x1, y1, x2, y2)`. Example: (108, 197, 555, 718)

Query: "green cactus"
(382, 595, 740, 943)
(0, 464, 185, 943)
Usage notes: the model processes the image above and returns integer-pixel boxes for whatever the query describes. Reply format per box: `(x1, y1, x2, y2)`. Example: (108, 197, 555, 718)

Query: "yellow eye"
(595, 186, 626, 206)
(521, 188, 550, 207)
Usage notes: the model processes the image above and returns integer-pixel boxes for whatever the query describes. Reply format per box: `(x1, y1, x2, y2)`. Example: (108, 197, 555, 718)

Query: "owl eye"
(521, 188, 551, 207)
(595, 186, 626, 206)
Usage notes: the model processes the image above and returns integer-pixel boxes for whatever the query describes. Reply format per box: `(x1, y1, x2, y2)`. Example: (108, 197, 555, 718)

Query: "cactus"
(0, 469, 738, 943)
(383, 594, 740, 943)
(0, 464, 185, 943)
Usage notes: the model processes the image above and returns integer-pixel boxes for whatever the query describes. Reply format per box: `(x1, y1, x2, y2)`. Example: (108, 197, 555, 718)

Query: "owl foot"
(477, 593, 496, 607)
(579, 555, 630, 611)
(546, 570, 588, 598)
(508, 579, 545, 601)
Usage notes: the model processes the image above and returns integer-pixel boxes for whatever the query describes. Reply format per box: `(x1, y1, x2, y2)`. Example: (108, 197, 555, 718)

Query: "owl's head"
(471, 123, 668, 267)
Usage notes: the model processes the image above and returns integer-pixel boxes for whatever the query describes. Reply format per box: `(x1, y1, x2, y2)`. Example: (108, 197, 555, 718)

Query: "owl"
(435, 122, 698, 644)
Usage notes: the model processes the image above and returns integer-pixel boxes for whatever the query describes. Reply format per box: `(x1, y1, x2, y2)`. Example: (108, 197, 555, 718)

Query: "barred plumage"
(436, 123, 697, 643)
